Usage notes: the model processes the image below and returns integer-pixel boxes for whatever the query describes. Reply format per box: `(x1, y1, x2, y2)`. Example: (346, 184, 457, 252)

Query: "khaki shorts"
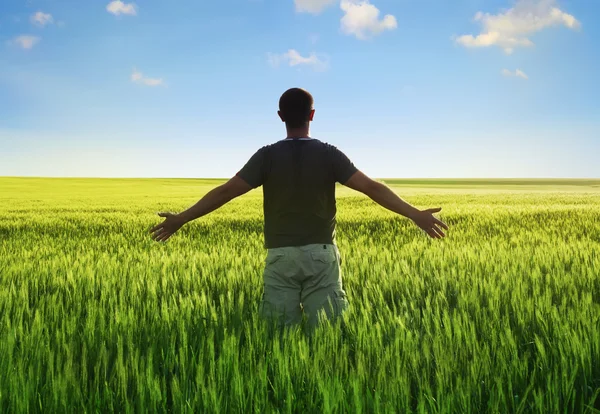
(259, 243, 349, 330)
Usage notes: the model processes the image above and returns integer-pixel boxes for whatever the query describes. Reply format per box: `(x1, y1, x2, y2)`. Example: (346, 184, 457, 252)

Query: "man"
(150, 88, 448, 332)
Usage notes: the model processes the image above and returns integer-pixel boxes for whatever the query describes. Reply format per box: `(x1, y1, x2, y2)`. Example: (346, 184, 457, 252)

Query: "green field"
(1, 177, 599, 413)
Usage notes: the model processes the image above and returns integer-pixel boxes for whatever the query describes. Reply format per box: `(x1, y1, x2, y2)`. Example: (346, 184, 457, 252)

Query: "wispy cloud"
(340, 0, 397, 40)
(455, 0, 580, 54)
(106, 1, 137, 16)
(8, 35, 41, 50)
(31, 11, 54, 27)
(294, 0, 337, 14)
(268, 49, 329, 71)
(131, 69, 164, 86)
(502, 69, 529, 79)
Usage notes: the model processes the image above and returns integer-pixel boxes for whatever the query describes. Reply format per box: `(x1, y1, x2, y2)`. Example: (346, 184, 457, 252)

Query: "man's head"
(278, 88, 315, 129)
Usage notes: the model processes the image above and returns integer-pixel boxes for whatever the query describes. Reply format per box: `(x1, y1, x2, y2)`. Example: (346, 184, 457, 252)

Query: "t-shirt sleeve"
(330, 145, 358, 184)
(236, 147, 267, 188)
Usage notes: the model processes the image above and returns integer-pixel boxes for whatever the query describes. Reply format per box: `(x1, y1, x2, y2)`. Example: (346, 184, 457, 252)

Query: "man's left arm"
(150, 176, 253, 242)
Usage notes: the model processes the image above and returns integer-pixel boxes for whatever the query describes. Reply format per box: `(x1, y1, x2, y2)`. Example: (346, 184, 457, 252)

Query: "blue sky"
(1, 0, 598, 178)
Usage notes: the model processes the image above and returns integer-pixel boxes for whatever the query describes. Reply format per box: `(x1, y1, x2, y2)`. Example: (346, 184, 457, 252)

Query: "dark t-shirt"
(236, 138, 358, 249)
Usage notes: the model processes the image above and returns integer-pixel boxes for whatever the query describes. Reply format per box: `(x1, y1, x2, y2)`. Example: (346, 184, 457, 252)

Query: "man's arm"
(150, 176, 253, 242)
(177, 176, 253, 223)
(344, 171, 449, 239)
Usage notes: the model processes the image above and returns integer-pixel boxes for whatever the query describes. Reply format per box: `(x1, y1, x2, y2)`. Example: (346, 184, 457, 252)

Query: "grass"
(1, 177, 599, 413)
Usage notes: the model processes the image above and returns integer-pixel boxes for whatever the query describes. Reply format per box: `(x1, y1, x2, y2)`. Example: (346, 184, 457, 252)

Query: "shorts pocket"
(331, 290, 349, 315)
(310, 251, 336, 264)
(335, 247, 342, 265)
(266, 251, 285, 265)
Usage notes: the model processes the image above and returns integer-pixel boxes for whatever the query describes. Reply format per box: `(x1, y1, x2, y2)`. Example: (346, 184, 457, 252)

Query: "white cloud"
(131, 69, 164, 86)
(268, 49, 329, 71)
(295, 0, 337, 14)
(502, 68, 529, 79)
(456, 0, 580, 54)
(340, 0, 397, 40)
(31, 11, 53, 27)
(9, 35, 40, 50)
(106, 1, 137, 16)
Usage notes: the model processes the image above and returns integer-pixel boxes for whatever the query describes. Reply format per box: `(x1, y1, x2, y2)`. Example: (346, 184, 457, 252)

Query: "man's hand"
(148, 176, 252, 243)
(409, 207, 449, 239)
(150, 212, 187, 242)
(344, 171, 450, 239)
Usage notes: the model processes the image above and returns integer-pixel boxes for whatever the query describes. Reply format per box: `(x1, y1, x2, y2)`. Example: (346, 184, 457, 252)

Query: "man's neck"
(286, 127, 311, 139)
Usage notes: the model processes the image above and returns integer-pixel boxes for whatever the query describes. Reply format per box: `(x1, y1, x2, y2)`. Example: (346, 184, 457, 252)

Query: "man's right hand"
(344, 171, 450, 239)
(409, 208, 449, 239)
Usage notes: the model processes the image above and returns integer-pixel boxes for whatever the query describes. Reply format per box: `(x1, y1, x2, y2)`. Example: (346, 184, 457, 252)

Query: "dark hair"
(279, 88, 314, 128)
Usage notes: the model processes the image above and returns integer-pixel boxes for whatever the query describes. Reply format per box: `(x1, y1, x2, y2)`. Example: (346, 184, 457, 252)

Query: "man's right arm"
(343, 171, 448, 239)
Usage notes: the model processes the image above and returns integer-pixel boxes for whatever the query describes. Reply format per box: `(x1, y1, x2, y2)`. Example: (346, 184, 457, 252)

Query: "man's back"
(237, 138, 358, 249)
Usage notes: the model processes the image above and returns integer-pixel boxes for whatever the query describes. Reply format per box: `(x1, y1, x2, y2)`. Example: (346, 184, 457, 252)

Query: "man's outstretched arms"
(344, 171, 449, 239)
(150, 176, 253, 242)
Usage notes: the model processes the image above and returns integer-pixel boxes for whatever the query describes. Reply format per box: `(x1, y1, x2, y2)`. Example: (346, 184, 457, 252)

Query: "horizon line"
(2, 176, 600, 181)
